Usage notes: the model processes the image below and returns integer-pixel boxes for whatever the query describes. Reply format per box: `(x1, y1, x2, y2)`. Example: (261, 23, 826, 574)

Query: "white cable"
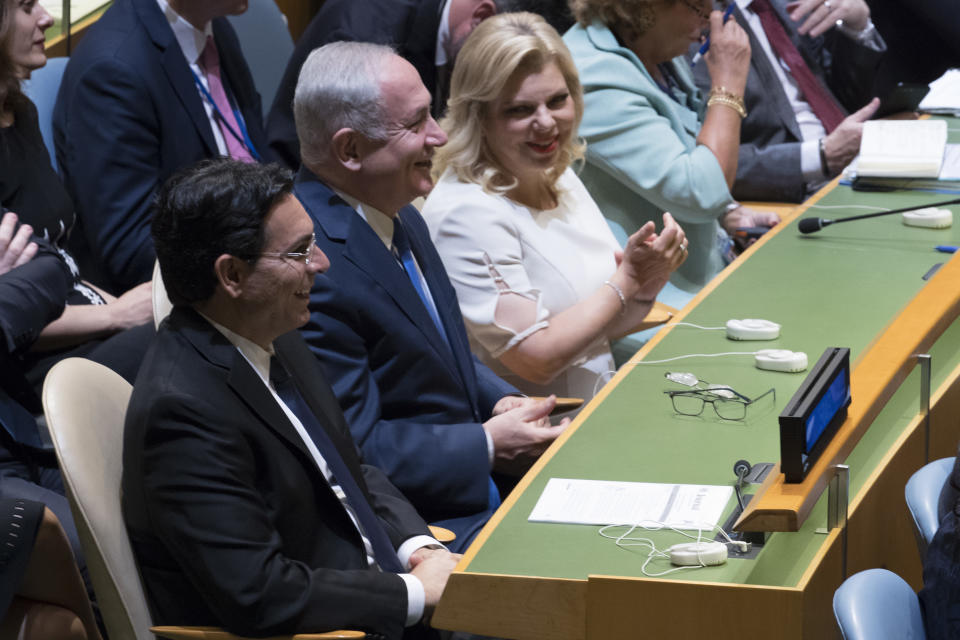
(598, 520, 743, 577)
(662, 322, 726, 331)
(593, 370, 617, 397)
(628, 351, 758, 365)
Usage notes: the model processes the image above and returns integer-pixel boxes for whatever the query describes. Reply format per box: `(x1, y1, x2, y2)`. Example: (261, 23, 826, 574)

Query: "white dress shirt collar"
(334, 189, 397, 252)
(435, 0, 453, 68)
(156, 0, 213, 66)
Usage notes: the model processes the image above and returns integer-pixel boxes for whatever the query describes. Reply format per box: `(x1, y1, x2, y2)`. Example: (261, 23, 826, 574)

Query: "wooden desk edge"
(736, 252, 960, 531)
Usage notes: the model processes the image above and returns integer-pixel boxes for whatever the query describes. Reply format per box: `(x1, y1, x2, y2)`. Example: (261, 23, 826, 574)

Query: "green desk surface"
(463, 117, 960, 589)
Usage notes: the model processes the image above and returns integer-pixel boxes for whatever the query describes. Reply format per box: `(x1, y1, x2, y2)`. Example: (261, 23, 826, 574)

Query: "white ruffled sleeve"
(423, 183, 550, 359)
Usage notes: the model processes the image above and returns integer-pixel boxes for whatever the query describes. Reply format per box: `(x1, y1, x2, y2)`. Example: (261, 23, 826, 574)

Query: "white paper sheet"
(920, 69, 960, 113)
(528, 478, 734, 530)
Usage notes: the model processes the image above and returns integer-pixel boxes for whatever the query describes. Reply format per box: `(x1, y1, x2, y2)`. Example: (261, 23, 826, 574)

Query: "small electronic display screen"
(804, 367, 850, 453)
(779, 347, 852, 483)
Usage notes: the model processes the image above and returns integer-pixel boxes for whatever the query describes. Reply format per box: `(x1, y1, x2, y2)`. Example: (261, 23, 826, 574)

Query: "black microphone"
(733, 459, 752, 512)
(798, 197, 960, 234)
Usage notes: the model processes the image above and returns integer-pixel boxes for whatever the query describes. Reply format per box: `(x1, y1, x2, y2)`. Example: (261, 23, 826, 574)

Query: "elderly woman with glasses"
(564, 0, 780, 299)
(422, 12, 686, 402)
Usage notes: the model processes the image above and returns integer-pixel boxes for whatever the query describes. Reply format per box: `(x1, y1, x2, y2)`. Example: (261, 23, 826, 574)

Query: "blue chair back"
(227, 0, 294, 115)
(906, 457, 955, 558)
(21, 56, 69, 171)
(833, 568, 926, 640)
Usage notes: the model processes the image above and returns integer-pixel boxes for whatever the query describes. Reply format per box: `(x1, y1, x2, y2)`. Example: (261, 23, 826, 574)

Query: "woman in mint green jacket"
(564, 0, 779, 297)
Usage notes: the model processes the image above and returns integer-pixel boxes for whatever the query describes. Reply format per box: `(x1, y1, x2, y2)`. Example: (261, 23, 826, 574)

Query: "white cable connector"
(599, 520, 746, 576)
(903, 208, 953, 228)
(630, 349, 808, 373)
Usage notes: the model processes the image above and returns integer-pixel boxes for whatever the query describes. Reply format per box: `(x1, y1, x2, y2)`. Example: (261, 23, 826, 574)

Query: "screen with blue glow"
(804, 369, 850, 452)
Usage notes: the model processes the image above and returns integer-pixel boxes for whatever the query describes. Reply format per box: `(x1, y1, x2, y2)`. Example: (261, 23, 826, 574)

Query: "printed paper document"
(529, 478, 734, 530)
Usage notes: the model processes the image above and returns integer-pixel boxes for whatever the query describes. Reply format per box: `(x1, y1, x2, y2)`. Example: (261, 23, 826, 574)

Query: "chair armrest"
(427, 525, 456, 544)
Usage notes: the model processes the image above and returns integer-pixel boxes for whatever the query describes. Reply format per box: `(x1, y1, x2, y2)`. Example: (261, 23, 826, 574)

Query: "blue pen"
(690, 3, 737, 67)
(935, 245, 958, 254)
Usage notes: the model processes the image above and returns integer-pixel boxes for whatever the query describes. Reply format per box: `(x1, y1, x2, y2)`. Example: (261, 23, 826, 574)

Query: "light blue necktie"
(392, 219, 500, 510)
(392, 219, 449, 346)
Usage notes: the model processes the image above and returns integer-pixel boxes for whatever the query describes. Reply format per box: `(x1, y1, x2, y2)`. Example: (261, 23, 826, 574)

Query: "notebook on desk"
(842, 120, 960, 192)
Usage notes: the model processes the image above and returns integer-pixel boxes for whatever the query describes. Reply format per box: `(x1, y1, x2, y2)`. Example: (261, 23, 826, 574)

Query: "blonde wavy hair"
(433, 12, 585, 200)
(569, 0, 669, 38)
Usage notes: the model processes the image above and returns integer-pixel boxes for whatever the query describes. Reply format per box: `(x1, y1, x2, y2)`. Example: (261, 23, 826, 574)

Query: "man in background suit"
(692, 0, 883, 203)
(123, 159, 459, 638)
(53, 0, 273, 294)
(292, 42, 567, 549)
(265, 0, 504, 170)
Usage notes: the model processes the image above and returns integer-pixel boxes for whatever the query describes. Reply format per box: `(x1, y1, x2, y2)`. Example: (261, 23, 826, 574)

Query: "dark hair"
(151, 159, 294, 306)
(0, 0, 26, 114)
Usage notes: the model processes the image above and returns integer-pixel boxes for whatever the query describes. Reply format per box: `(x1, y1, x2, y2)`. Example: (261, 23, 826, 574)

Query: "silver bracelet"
(603, 280, 627, 314)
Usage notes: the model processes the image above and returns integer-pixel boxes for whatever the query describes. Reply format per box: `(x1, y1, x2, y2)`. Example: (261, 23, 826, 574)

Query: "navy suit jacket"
(265, 0, 443, 170)
(294, 169, 517, 545)
(123, 307, 429, 639)
(692, 0, 883, 202)
(53, 0, 272, 294)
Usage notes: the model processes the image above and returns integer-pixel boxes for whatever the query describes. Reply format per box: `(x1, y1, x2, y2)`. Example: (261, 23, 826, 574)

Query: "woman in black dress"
(0, 0, 152, 392)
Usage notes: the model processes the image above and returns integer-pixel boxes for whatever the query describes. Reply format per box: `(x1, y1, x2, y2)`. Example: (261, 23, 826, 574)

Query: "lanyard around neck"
(189, 67, 262, 161)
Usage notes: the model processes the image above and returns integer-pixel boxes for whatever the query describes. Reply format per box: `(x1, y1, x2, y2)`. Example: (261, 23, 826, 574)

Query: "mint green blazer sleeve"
(565, 22, 735, 290)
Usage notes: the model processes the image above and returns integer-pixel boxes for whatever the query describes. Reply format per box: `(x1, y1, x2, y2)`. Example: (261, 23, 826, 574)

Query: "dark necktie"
(750, 0, 845, 133)
(392, 219, 450, 346)
(269, 357, 404, 573)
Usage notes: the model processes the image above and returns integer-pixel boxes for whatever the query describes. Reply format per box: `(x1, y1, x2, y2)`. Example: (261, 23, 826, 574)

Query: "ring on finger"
(679, 243, 688, 254)
(823, 0, 833, 8)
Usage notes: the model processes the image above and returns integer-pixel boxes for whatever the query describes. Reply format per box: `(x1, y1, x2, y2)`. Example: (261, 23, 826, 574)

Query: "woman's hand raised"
(703, 10, 751, 96)
(615, 213, 687, 302)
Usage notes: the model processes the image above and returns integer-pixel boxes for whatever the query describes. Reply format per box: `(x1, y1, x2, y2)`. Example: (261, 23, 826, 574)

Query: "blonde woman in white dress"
(422, 12, 687, 402)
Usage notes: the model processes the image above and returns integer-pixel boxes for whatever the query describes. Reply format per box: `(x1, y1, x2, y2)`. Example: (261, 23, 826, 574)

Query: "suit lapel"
(398, 208, 481, 408)
(272, 331, 371, 494)
(171, 308, 314, 462)
(135, 0, 219, 155)
(734, 4, 803, 140)
(295, 175, 464, 383)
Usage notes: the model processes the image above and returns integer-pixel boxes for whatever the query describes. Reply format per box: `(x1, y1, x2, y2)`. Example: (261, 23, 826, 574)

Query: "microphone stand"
(799, 197, 960, 233)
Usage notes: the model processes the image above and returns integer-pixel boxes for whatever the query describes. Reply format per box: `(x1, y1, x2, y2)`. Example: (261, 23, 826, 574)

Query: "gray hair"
(294, 41, 394, 167)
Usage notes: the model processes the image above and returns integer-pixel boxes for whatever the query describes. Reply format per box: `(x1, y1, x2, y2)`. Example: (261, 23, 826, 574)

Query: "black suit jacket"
(122, 307, 431, 639)
(53, 0, 273, 294)
(265, 0, 444, 170)
(692, 0, 883, 202)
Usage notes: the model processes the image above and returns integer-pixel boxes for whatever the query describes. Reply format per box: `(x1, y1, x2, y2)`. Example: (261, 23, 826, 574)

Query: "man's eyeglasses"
(664, 386, 776, 421)
(259, 235, 318, 267)
(680, 0, 712, 21)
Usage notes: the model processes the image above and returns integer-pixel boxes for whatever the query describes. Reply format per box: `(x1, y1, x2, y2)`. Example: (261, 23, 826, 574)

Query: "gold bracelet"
(707, 87, 747, 119)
